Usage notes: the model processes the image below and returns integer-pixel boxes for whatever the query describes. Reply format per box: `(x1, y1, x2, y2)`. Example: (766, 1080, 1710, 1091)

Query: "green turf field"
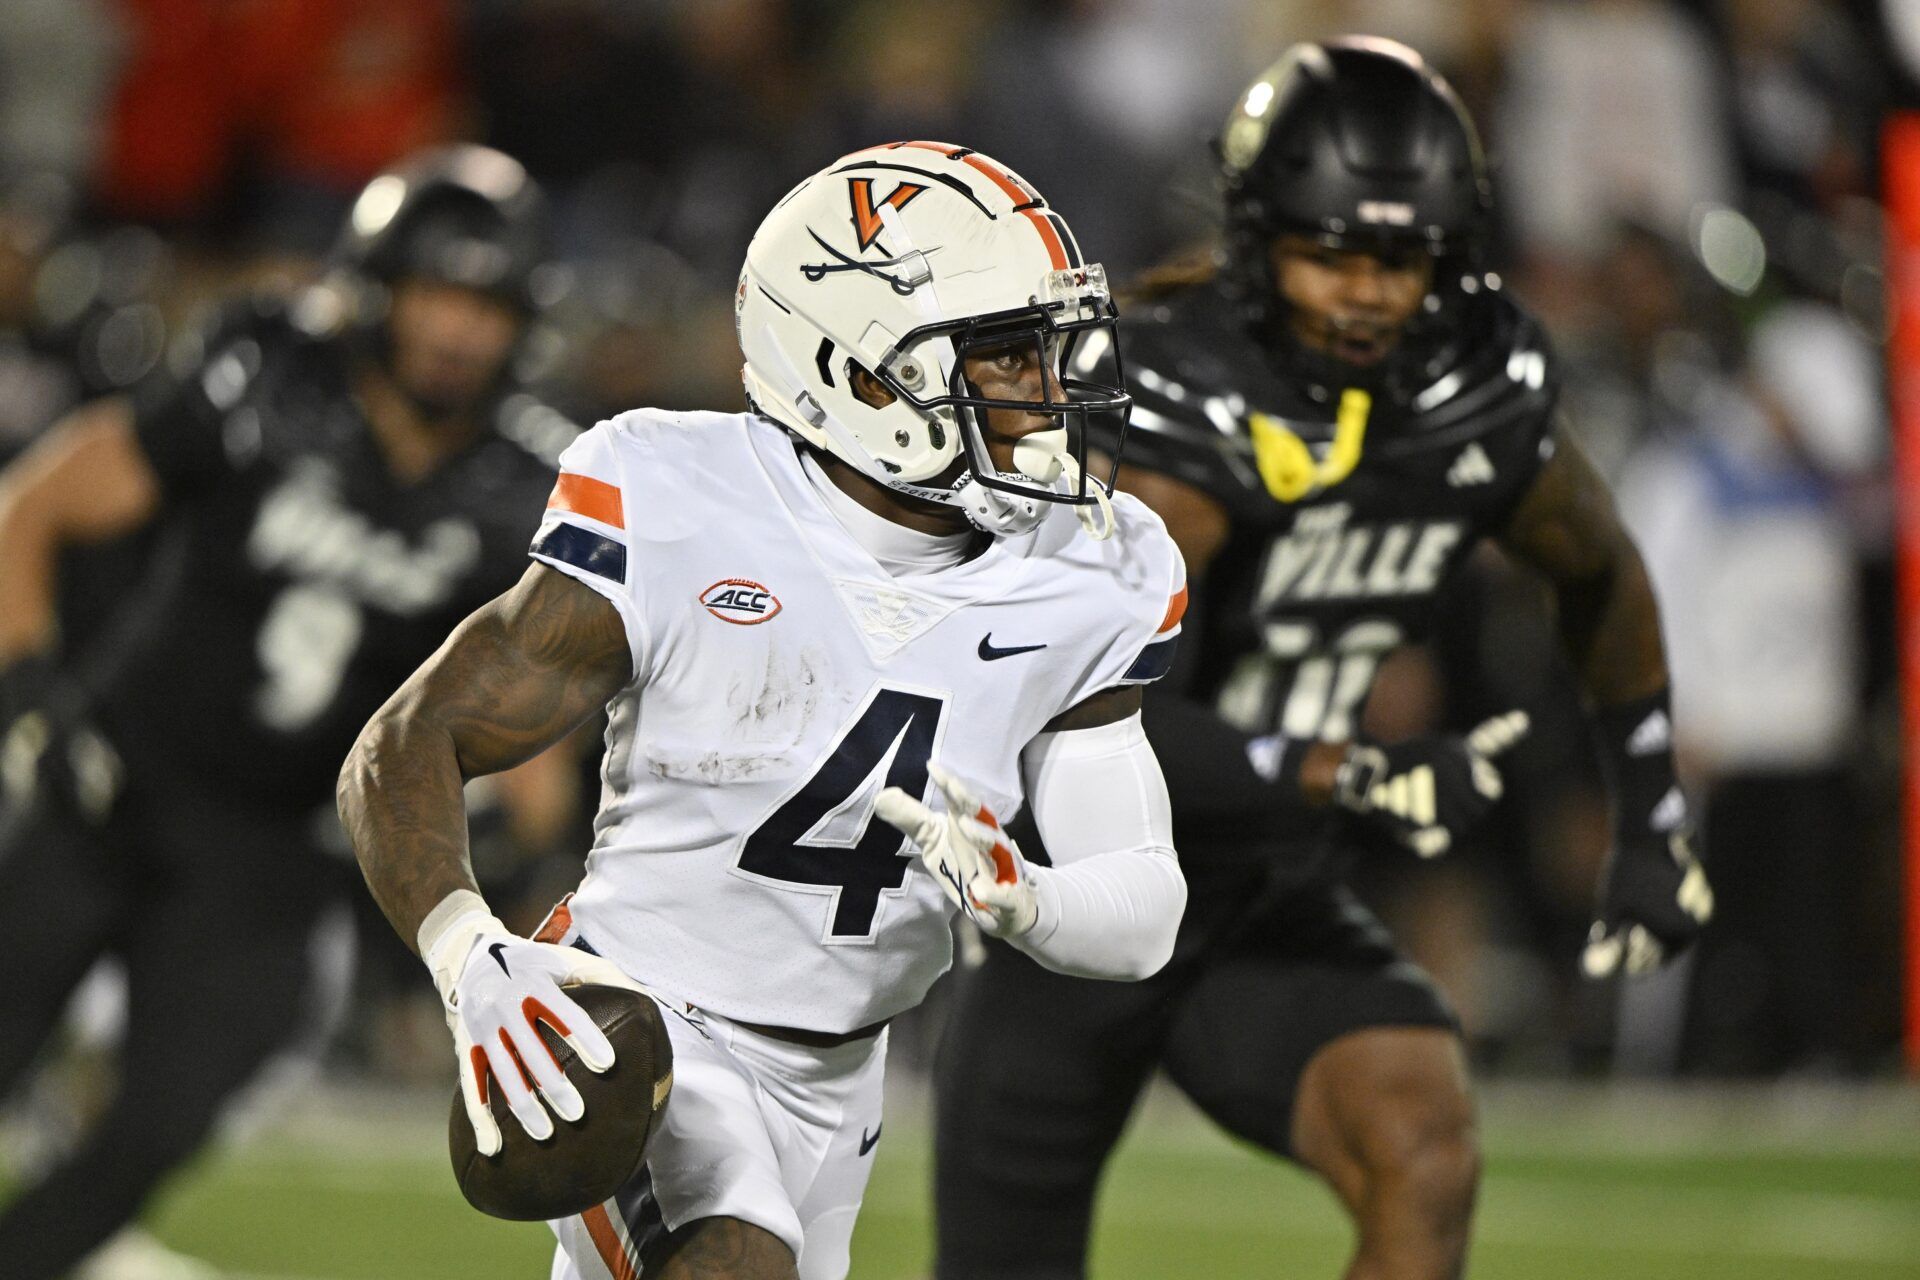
(23, 1082, 1920, 1279)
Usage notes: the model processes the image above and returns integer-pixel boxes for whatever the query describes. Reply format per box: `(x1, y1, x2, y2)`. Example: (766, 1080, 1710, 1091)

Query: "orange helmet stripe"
(887, 141, 1068, 269)
(1020, 208, 1069, 270)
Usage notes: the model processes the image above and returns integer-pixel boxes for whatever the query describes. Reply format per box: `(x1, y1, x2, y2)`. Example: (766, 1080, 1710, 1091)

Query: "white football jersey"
(529, 410, 1185, 1032)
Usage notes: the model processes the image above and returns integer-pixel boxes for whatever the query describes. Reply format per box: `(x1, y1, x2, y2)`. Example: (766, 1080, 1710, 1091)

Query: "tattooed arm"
(338, 563, 632, 952)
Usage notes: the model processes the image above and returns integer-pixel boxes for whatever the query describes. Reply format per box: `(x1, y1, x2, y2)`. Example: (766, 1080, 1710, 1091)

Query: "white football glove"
(875, 765, 1038, 938)
(422, 894, 652, 1157)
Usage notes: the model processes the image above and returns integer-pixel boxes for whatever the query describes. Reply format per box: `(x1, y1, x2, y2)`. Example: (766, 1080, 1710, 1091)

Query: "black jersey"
(96, 295, 572, 814)
(1100, 278, 1557, 745)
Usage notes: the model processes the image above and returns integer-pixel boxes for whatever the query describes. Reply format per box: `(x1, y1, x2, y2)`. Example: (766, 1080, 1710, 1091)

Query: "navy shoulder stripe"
(1121, 636, 1178, 684)
(531, 522, 627, 584)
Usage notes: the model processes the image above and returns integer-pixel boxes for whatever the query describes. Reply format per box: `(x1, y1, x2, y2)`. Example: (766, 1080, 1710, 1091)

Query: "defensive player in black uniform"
(0, 145, 571, 1280)
(935, 40, 1714, 1280)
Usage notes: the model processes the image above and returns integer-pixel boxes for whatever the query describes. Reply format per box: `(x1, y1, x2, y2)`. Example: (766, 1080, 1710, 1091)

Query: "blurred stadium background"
(2, 0, 1918, 1276)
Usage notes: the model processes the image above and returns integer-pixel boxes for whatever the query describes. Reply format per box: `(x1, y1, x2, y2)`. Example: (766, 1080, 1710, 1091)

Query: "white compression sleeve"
(1013, 713, 1187, 980)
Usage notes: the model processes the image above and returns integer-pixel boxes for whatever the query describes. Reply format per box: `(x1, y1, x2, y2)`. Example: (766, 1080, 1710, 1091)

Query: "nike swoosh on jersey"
(859, 1124, 883, 1156)
(978, 635, 1048, 661)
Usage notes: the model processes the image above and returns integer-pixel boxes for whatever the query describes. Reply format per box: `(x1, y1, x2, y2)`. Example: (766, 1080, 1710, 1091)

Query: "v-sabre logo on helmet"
(848, 177, 927, 252)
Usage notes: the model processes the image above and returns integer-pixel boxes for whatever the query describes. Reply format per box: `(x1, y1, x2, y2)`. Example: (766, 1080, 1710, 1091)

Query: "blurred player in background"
(0, 143, 570, 1280)
(934, 40, 1713, 1280)
(0, 172, 172, 465)
(339, 141, 1189, 1280)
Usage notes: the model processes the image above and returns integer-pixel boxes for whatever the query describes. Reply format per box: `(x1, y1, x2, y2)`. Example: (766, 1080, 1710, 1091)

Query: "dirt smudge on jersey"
(646, 750, 780, 785)
(726, 644, 825, 738)
(642, 648, 827, 785)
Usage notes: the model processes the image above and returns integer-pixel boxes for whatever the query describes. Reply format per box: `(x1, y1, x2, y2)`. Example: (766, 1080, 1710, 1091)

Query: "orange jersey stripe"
(532, 893, 575, 944)
(582, 1205, 640, 1280)
(1158, 584, 1189, 634)
(548, 473, 624, 529)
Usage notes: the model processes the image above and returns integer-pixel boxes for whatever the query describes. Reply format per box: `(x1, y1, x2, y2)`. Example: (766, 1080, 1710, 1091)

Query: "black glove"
(1332, 711, 1530, 858)
(1581, 691, 1713, 977)
(0, 653, 121, 824)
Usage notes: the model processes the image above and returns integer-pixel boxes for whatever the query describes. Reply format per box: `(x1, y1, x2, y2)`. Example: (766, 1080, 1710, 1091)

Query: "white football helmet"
(737, 141, 1131, 536)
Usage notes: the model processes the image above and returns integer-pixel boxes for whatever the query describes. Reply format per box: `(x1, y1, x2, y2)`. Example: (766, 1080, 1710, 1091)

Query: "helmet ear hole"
(846, 361, 896, 409)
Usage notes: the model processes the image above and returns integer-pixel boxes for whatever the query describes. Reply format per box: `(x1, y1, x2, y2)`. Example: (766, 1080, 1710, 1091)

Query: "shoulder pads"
(1097, 285, 1557, 514)
(161, 289, 342, 387)
(1094, 284, 1289, 515)
(1373, 288, 1558, 459)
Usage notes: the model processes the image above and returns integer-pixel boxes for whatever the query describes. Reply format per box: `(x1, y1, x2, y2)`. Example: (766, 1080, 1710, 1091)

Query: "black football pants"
(0, 771, 338, 1280)
(934, 691, 1454, 1280)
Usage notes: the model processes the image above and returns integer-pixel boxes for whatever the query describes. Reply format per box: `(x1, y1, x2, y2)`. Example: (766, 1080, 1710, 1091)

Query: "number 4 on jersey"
(736, 687, 946, 939)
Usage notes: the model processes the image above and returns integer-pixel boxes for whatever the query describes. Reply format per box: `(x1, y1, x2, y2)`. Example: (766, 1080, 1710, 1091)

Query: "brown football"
(448, 984, 674, 1221)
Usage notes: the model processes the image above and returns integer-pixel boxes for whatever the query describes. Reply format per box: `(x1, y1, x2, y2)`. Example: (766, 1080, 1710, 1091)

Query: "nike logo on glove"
(978, 635, 1047, 661)
(859, 1124, 882, 1156)
(487, 942, 512, 976)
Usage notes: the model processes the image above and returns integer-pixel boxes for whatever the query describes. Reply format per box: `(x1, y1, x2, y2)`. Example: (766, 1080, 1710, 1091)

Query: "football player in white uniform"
(339, 141, 1191, 1280)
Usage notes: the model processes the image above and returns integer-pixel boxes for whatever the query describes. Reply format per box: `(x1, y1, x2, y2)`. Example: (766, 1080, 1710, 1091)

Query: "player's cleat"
(448, 983, 674, 1221)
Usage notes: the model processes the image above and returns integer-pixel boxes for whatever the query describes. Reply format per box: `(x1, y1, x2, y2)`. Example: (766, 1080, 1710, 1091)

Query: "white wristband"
(417, 889, 504, 1006)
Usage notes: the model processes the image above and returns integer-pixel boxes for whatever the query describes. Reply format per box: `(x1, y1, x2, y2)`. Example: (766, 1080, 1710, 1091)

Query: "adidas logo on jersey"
(701, 578, 783, 624)
(1447, 442, 1495, 487)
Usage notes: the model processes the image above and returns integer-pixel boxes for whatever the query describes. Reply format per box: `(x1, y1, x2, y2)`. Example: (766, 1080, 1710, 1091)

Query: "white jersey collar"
(798, 450, 976, 577)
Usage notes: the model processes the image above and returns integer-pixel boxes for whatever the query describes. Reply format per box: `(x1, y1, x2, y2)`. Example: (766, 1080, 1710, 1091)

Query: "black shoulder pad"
(158, 290, 326, 388)
(1088, 285, 1277, 517)
(1376, 290, 1558, 461)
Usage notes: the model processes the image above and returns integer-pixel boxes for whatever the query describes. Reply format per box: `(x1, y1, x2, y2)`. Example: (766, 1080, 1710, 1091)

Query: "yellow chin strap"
(1248, 388, 1372, 503)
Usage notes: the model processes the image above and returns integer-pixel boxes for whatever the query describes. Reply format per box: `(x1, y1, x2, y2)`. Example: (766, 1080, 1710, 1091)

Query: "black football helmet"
(334, 144, 553, 316)
(1217, 37, 1494, 398)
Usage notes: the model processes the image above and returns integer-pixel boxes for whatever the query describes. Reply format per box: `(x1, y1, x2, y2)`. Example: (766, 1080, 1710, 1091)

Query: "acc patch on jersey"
(700, 578, 783, 624)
